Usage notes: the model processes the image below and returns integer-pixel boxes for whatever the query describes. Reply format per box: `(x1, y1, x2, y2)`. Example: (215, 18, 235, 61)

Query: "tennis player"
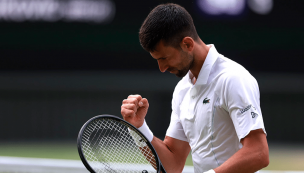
(121, 3, 269, 173)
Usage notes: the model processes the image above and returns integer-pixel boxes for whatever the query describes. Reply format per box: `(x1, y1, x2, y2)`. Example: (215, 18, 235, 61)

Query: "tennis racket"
(77, 114, 167, 173)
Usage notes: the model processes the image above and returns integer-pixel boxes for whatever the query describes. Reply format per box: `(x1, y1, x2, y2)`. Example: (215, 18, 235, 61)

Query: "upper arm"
(241, 129, 269, 167)
(165, 111, 190, 163)
(161, 83, 191, 171)
(213, 129, 269, 173)
(164, 136, 191, 165)
(151, 136, 190, 173)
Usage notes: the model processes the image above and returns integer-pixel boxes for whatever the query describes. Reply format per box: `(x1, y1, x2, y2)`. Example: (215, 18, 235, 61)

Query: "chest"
(179, 85, 222, 144)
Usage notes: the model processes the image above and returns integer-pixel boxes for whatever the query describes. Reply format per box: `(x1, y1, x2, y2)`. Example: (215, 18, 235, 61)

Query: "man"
(121, 3, 269, 173)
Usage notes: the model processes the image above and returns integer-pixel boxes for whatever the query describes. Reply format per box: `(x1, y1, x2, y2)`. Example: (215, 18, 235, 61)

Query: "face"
(150, 41, 194, 78)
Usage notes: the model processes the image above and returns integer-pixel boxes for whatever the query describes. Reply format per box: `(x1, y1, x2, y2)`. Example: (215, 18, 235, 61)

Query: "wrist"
(128, 119, 154, 147)
(138, 119, 153, 142)
(128, 128, 147, 147)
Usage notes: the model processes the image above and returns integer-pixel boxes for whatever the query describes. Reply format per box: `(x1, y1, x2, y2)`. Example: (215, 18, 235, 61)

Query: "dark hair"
(139, 3, 199, 52)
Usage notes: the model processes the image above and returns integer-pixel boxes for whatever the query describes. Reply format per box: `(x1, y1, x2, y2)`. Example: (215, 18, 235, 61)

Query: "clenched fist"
(121, 95, 149, 128)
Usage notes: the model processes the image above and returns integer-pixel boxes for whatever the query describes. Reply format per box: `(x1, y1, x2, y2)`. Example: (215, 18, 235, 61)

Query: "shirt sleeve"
(165, 87, 188, 142)
(223, 72, 266, 141)
(166, 111, 188, 142)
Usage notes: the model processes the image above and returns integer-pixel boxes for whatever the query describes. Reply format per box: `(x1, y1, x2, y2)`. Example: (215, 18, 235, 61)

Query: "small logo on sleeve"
(240, 105, 252, 114)
(251, 112, 258, 118)
(203, 97, 210, 104)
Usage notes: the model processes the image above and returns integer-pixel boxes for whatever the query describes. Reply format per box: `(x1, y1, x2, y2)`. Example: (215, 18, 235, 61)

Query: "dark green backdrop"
(0, 0, 303, 143)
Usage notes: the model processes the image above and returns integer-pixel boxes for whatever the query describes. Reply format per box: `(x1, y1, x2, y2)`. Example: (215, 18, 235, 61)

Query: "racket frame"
(77, 114, 165, 173)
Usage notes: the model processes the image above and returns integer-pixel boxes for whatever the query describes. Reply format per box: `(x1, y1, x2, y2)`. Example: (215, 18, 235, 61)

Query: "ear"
(180, 37, 195, 52)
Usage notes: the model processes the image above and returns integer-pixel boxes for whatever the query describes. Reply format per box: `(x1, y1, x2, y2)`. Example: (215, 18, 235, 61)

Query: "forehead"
(150, 40, 178, 59)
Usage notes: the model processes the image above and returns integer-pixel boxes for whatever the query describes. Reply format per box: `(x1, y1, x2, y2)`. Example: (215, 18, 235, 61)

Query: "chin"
(176, 70, 188, 78)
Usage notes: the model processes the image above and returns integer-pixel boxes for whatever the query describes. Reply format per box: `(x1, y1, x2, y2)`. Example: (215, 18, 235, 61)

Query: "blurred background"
(0, 0, 303, 172)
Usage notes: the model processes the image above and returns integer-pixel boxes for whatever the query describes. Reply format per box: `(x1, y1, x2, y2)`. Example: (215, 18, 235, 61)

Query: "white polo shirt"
(166, 45, 266, 172)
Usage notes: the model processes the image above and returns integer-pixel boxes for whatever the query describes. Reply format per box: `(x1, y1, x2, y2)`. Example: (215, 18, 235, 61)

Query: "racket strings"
(81, 118, 158, 173)
(83, 121, 115, 172)
(92, 121, 117, 172)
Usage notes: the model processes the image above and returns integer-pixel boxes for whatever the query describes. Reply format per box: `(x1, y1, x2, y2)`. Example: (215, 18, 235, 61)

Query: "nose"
(157, 61, 168, 73)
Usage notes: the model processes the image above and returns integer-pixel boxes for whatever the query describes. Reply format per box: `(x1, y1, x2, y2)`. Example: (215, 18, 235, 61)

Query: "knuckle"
(130, 98, 138, 103)
(128, 94, 142, 99)
(136, 95, 143, 100)
(127, 95, 135, 98)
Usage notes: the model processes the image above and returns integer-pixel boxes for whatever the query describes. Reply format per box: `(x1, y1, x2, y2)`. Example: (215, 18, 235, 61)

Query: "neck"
(190, 40, 210, 79)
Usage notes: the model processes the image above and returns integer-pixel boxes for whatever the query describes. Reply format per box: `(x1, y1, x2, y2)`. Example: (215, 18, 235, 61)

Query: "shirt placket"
(188, 86, 198, 119)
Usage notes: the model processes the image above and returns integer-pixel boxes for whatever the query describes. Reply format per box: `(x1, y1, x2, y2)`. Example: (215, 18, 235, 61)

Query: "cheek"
(167, 51, 187, 69)
(168, 59, 181, 69)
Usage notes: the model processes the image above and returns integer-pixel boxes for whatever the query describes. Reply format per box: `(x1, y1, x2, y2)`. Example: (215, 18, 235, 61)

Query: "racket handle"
(160, 164, 167, 173)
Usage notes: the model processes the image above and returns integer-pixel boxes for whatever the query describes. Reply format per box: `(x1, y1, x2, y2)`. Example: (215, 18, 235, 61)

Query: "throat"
(189, 70, 197, 85)
(191, 77, 197, 85)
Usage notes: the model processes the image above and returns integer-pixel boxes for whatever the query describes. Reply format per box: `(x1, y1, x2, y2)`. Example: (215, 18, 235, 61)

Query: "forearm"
(151, 136, 190, 173)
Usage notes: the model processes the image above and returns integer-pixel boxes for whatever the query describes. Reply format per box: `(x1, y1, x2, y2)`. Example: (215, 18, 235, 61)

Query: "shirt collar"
(188, 44, 219, 85)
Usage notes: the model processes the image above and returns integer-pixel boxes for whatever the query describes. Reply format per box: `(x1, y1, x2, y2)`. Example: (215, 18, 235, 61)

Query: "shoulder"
(215, 55, 257, 86)
(210, 55, 259, 98)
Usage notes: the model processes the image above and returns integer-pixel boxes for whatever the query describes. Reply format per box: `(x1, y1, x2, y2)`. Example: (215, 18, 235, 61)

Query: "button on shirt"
(166, 45, 266, 172)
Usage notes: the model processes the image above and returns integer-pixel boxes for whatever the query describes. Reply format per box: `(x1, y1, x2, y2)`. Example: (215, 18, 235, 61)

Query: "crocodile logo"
(203, 97, 210, 104)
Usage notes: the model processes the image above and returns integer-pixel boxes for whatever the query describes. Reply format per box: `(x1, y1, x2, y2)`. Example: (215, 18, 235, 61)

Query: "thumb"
(139, 98, 149, 108)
